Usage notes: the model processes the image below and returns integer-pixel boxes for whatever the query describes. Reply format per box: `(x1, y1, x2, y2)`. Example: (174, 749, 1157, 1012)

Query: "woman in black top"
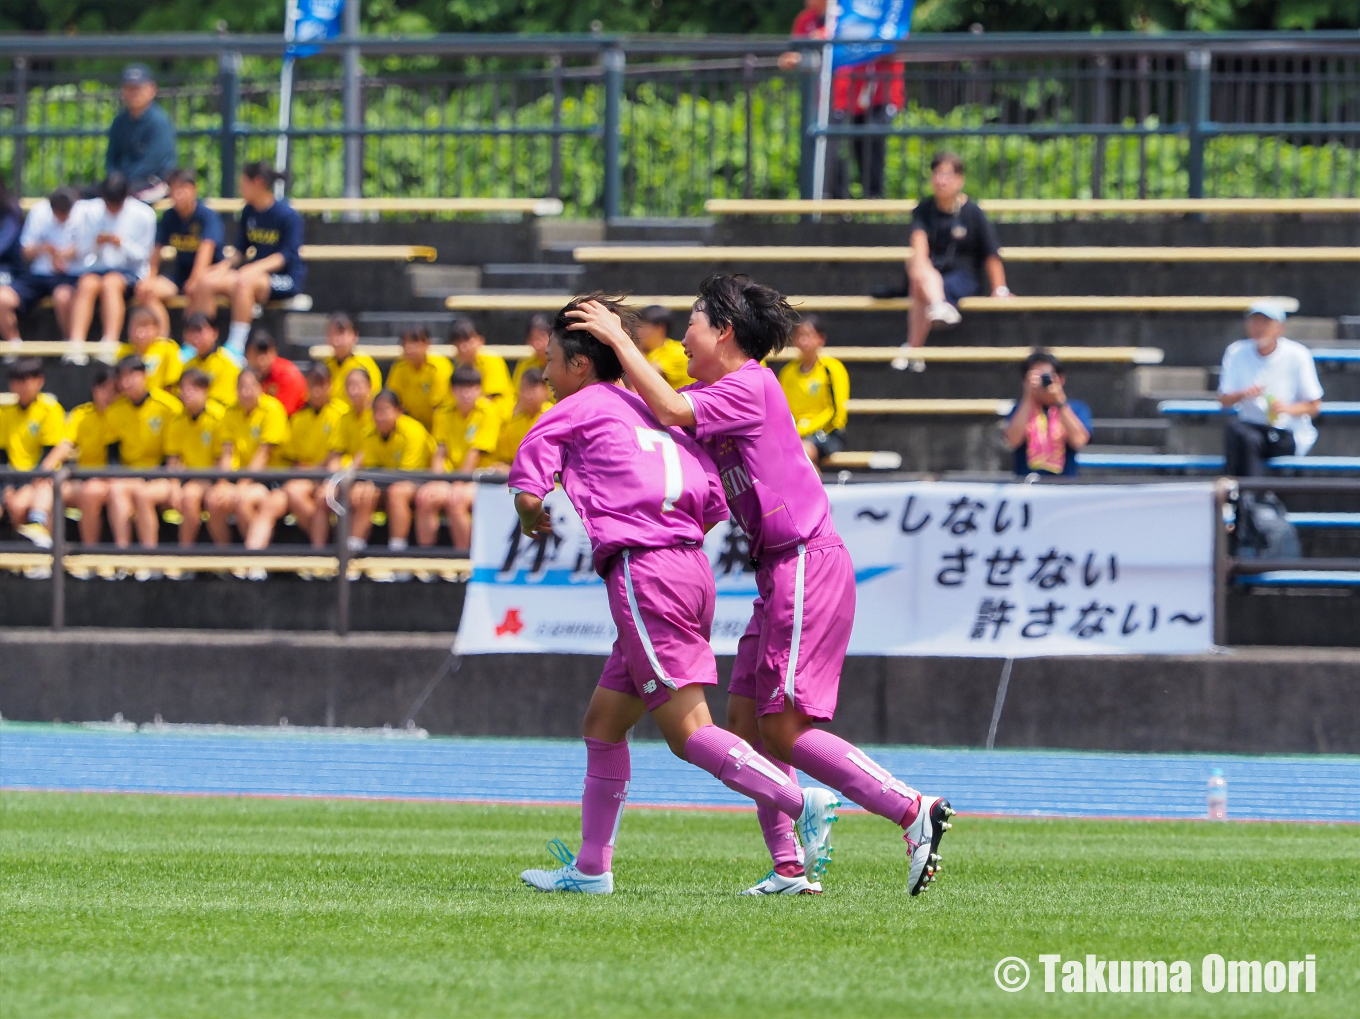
(894, 152, 1012, 369)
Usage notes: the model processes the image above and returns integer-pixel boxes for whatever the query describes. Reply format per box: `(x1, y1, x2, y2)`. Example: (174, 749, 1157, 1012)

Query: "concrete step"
(1135, 365, 1211, 395)
(406, 264, 482, 298)
(1090, 418, 1170, 446)
(480, 263, 586, 291)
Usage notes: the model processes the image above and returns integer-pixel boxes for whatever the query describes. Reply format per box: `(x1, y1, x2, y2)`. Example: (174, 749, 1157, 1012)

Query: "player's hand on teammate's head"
(565, 300, 629, 348)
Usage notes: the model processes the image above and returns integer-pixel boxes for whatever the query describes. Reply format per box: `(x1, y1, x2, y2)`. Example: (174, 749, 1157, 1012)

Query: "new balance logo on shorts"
(642, 680, 657, 694)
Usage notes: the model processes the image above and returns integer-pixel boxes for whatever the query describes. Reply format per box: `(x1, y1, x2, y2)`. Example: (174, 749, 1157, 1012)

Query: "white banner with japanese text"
(456, 482, 1215, 657)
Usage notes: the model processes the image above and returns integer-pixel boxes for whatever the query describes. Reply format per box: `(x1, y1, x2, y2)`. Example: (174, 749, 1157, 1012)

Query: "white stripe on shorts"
(622, 549, 677, 690)
(783, 542, 807, 702)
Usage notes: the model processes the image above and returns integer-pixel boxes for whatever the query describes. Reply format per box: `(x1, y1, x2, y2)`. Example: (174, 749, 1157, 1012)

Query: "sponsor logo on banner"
(456, 482, 1213, 657)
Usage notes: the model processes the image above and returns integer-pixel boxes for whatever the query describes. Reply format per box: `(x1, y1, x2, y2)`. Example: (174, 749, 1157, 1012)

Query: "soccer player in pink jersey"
(570, 276, 954, 897)
(511, 296, 840, 895)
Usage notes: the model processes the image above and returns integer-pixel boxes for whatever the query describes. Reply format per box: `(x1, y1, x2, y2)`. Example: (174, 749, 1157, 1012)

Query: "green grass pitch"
(2, 791, 1356, 1017)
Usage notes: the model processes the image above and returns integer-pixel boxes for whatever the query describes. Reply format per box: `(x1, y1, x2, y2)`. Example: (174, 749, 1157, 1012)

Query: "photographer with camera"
(1003, 350, 1092, 477)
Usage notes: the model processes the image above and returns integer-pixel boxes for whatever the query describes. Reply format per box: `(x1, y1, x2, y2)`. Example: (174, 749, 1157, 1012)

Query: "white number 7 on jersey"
(636, 427, 682, 512)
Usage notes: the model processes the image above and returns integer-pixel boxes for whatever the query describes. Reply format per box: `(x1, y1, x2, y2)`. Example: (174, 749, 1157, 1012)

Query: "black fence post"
(601, 44, 624, 221)
(798, 55, 818, 200)
(218, 50, 241, 198)
(50, 468, 67, 629)
(1091, 55, 1108, 200)
(12, 56, 27, 196)
(1185, 48, 1212, 200)
(334, 474, 353, 636)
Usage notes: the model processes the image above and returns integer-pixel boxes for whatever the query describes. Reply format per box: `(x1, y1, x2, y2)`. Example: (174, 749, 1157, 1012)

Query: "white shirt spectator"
(72, 196, 157, 279)
(19, 199, 82, 278)
(1219, 336, 1324, 455)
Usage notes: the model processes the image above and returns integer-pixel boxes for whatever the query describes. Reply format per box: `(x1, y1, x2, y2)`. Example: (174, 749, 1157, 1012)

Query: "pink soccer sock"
(684, 725, 804, 820)
(577, 737, 630, 876)
(752, 738, 803, 874)
(791, 729, 921, 828)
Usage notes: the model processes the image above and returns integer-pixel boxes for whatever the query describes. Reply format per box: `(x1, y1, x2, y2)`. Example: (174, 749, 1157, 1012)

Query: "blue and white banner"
(286, 0, 345, 58)
(457, 482, 1214, 658)
(831, 0, 914, 70)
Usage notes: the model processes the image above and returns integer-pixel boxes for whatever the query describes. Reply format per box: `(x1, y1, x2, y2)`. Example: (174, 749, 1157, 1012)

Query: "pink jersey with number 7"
(508, 381, 729, 576)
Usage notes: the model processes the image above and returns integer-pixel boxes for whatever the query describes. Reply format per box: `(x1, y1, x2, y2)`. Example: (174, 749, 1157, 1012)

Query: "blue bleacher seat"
(1309, 349, 1360, 364)
(1237, 570, 1360, 587)
(1074, 451, 1360, 472)
(1286, 512, 1360, 528)
(1157, 400, 1360, 417)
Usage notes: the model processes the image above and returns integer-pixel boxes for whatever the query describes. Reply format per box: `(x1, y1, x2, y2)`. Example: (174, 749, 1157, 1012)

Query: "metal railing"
(2, 32, 1360, 216)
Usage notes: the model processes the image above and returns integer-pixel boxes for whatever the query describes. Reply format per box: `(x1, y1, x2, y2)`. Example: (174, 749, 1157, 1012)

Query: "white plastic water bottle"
(1206, 768, 1228, 820)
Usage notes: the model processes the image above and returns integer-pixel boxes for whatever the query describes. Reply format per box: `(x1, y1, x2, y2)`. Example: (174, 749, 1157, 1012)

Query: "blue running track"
(2, 724, 1357, 822)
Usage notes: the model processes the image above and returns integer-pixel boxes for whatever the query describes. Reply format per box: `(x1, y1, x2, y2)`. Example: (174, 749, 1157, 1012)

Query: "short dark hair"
(526, 313, 552, 336)
(241, 161, 285, 189)
(49, 187, 77, 217)
(7, 357, 44, 381)
(796, 313, 827, 339)
(448, 316, 480, 343)
(637, 304, 672, 331)
(115, 355, 146, 375)
(1020, 349, 1064, 377)
(931, 151, 965, 175)
(238, 367, 265, 387)
(551, 295, 636, 384)
(327, 311, 355, 333)
(306, 363, 331, 384)
(400, 326, 430, 345)
(127, 304, 158, 326)
(184, 311, 215, 332)
(693, 274, 794, 362)
(90, 365, 115, 389)
(346, 366, 373, 387)
(373, 388, 402, 412)
(180, 368, 210, 391)
(100, 173, 130, 206)
(166, 167, 198, 188)
(247, 331, 277, 354)
(519, 367, 546, 388)
(451, 365, 482, 387)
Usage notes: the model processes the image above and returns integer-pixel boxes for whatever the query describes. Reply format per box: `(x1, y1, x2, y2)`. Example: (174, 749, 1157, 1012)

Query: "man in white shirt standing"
(1217, 302, 1323, 476)
(64, 173, 157, 364)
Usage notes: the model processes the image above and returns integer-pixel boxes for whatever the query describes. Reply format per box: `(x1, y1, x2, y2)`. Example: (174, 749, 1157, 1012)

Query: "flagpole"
(810, 0, 840, 204)
(275, 0, 299, 199)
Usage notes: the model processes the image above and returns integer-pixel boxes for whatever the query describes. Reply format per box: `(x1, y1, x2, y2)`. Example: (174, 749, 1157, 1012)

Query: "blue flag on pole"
(287, 0, 345, 58)
(832, 0, 915, 70)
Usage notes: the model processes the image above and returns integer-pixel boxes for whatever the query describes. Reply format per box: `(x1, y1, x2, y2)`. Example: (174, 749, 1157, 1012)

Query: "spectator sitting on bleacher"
(65, 174, 156, 364)
(323, 312, 382, 407)
(282, 364, 347, 549)
(779, 315, 849, 466)
(105, 356, 182, 561)
(106, 64, 177, 202)
(1003, 350, 1092, 477)
(488, 368, 551, 467)
(134, 167, 222, 337)
(46, 365, 120, 548)
(0, 358, 65, 550)
(416, 365, 500, 550)
(634, 304, 695, 389)
(348, 389, 434, 560)
(1218, 303, 1323, 477)
(1, 187, 81, 347)
(450, 316, 513, 415)
(0, 176, 22, 342)
(197, 162, 306, 361)
(181, 312, 240, 408)
(337, 367, 376, 467)
(207, 368, 291, 570)
(387, 326, 451, 430)
(163, 368, 223, 550)
(245, 331, 306, 415)
(891, 152, 1011, 371)
(118, 305, 182, 394)
(511, 313, 552, 397)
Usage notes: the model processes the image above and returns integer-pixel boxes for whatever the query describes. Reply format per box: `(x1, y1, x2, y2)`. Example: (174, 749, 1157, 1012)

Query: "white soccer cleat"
(926, 301, 962, 326)
(741, 869, 823, 896)
(520, 839, 614, 895)
(796, 787, 840, 879)
(904, 795, 954, 896)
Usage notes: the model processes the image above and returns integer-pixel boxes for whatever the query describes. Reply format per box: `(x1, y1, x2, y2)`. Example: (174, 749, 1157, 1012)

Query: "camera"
(1039, 372, 1054, 388)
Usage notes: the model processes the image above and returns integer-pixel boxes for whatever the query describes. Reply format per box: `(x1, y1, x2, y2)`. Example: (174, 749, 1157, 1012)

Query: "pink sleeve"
(506, 405, 571, 497)
(703, 465, 729, 528)
(682, 369, 765, 441)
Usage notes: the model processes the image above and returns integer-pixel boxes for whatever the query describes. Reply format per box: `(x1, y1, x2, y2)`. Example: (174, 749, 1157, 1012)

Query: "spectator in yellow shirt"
(778, 315, 850, 466)
(349, 389, 434, 554)
(180, 312, 239, 408)
(44, 366, 120, 547)
(206, 368, 290, 564)
(282, 363, 348, 549)
(163, 368, 223, 548)
(0, 358, 66, 549)
(324, 312, 382, 408)
(335, 366, 376, 465)
(415, 364, 500, 550)
(105, 355, 183, 554)
(489, 368, 551, 467)
(386, 325, 451, 430)
(636, 304, 695, 389)
(510, 313, 552, 397)
(117, 305, 182, 394)
(450, 315, 512, 414)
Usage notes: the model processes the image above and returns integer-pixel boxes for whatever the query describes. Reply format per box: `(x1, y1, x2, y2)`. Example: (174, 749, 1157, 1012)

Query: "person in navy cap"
(106, 64, 177, 202)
